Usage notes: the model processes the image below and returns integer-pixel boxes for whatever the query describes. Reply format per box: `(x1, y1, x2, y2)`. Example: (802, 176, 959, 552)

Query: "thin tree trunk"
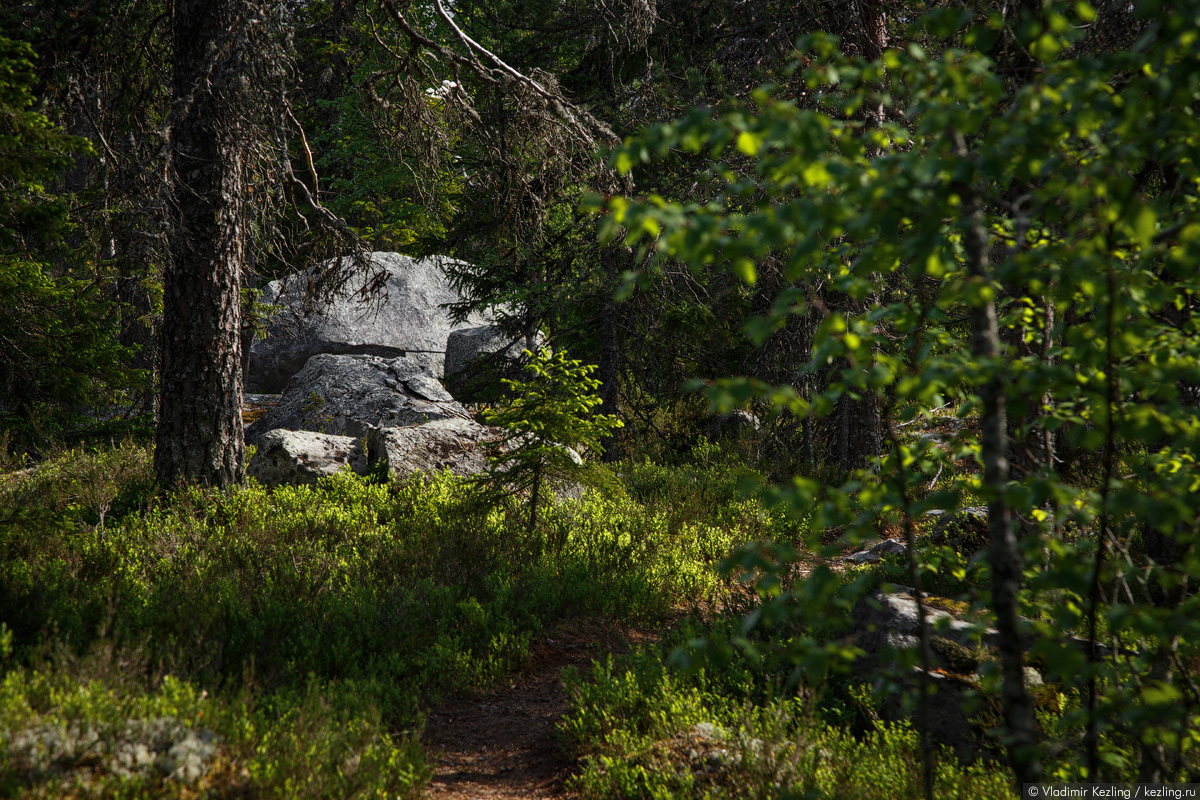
(957, 133, 1042, 786)
(155, 0, 248, 487)
(801, 372, 814, 467)
(851, 0, 887, 470)
(884, 404, 934, 800)
(859, 0, 886, 63)
(835, 389, 851, 470)
(1137, 485, 1191, 781)
(1086, 264, 1118, 781)
(1040, 295, 1056, 471)
(1137, 634, 1179, 783)
(598, 246, 621, 462)
(528, 459, 542, 541)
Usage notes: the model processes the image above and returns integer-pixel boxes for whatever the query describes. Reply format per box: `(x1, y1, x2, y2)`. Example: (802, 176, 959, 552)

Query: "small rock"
(844, 539, 907, 564)
(926, 507, 988, 543)
(160, 730, 219, 781)
(246, 429, 368, 486)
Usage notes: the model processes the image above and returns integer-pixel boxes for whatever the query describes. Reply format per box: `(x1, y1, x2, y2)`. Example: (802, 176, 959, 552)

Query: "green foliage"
(603, 0, 1200, 784)
(0, 37, 140, 452)
(0, 441, 155, 534)
(562, 645, 1014, 800)
(0, 38, 89, 247)
(481, 348, 624, 543)
(285, 1, 456, 254)
(0, 439, 759, 695)
(0, 434, 812, 796)
(0, 663, 428, 799)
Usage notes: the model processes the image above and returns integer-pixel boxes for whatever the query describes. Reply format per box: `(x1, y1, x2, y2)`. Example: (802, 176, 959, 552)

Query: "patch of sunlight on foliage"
(0, 656, 427, 799)
(561, 647, 1013, 800)
(0, 441, 782, 721)
(0, 438, 807, 797)
(0, 440, 154, 534)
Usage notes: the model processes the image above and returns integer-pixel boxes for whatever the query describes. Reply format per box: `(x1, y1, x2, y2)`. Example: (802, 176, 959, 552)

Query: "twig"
(925, 462, 943, 491)
(284, 103, 321, 199)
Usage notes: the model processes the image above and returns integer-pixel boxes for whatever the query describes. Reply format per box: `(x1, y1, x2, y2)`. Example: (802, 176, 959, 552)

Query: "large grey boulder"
(706, 410, 761, 442)
(853, 588, 990, 757)
(247, 429, 368, 486)
(853, 587, 990, 658)
(248, 252, 492, 393)
(244, 353, 470, 445)
(443, 325, 544, 403)
(853, 587, 1045, 758)
(366, 417, 504, 480)
(246, 420, 505, 487)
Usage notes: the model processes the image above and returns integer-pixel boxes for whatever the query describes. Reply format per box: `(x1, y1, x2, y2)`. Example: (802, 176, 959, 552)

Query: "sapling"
(479, 349, 623, 551)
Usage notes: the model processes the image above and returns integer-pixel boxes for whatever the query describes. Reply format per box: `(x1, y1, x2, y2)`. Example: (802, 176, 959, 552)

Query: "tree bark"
(155, 0, 249, 487)
(958, 134, 1042, 785)
(858, 0, 886, 62)
(598, 246, 622, 462)
(857, 0, 886, 130)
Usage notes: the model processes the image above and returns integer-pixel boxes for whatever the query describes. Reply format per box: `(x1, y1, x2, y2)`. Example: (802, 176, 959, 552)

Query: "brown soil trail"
(423, 622, 657, 800)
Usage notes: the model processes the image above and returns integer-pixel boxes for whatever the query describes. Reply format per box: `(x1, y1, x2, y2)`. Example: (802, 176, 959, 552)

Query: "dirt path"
(423, 622, 655, 800)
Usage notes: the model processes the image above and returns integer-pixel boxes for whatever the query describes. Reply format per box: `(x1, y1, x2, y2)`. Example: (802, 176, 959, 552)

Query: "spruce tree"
(480, 349, 623, 548)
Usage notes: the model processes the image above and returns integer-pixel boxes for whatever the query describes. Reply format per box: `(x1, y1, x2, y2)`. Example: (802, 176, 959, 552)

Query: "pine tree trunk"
(155, 0, 248, 487)
(858, 0, 886, 128)
(853, 388, 882, 468)
(528, 459, 542, 540)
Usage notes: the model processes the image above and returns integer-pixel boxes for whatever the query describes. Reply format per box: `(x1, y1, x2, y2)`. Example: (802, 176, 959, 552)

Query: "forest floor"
(423, 621, 659, 800)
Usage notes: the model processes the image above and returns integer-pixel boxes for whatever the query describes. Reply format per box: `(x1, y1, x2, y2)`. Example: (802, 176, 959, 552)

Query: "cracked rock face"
(244, 353, 471, 445)
(247, 252, 493, 393)
(242, 354, 510, 487)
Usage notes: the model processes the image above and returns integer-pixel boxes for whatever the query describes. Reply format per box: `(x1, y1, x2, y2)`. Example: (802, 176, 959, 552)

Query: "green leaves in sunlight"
(596, 0, 1200, 785)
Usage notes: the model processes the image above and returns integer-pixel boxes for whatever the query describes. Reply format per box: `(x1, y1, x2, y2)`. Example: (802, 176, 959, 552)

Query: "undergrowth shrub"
(0, 441, 154, 536)
(561, 645, 1014, 800)
(0, 439, 800, 797)
(0, 652, 427, 799)
(0, 441, 776, 719)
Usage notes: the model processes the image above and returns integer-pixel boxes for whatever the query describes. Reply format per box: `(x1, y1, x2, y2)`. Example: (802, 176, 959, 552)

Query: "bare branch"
(284, 102, 321, 199)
